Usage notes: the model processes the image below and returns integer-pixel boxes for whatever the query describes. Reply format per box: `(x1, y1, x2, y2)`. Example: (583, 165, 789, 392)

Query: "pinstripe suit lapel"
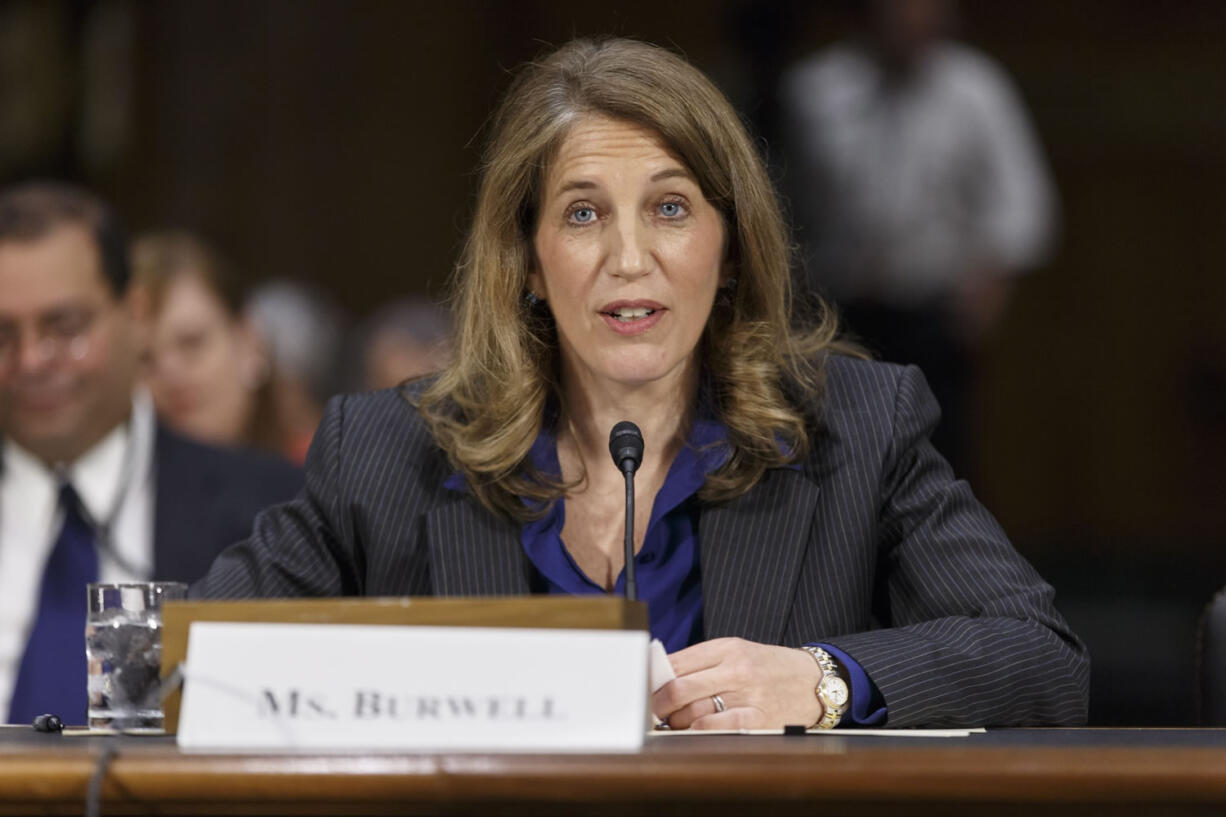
(699, 469, 820, 644)
(425, 498, 532, 596)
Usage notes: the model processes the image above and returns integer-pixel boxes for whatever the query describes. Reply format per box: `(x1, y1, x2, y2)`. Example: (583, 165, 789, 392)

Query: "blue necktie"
(7, 484, 98, 725)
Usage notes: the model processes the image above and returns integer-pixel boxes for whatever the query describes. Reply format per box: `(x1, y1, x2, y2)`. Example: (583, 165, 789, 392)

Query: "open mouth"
(599, 301, 665, 335)
(604, 306, 657, 323)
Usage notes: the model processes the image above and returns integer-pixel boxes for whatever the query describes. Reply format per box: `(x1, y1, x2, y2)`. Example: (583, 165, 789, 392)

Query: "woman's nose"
(606, 217, 652, 280)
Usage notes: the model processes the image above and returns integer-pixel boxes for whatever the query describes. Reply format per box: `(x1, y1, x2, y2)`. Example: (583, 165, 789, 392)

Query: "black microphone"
(608, 421, 644, 602)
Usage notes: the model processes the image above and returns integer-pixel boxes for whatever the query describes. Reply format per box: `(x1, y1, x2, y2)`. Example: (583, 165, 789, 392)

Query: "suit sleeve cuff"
(814, 643, 888, 727)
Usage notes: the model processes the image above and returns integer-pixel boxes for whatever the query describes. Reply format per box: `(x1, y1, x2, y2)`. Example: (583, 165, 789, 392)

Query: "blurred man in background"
(0, 182, 301, 725)
(357, 297, 452, 391)
(780, 0, 1057, 475)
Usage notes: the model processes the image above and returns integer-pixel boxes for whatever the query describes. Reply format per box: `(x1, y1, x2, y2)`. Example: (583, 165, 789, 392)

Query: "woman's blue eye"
(660, 202, 683, 217)
(570, 207, 595, 223)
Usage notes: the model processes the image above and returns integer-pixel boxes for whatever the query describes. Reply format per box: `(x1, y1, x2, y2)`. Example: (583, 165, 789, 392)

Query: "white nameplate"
(176, 622, 649, 752)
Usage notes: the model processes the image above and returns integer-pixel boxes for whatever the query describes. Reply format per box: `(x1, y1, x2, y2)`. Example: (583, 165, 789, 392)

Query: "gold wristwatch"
(800, 646, 849, 729)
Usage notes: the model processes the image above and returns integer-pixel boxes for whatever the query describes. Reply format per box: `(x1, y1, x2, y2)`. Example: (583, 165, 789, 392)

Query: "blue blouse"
(445, 419, 886, 726)
(519, 417, 726, 653)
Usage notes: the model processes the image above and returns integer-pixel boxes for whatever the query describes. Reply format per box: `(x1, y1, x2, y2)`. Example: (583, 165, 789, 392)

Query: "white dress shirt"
(0, 392, 155, 718)
(781, 41, 1057, 305)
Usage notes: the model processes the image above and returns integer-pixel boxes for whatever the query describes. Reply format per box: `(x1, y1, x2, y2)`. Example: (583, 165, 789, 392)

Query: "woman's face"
(531, 116, 726, 397)
(143, 272, 261, 445)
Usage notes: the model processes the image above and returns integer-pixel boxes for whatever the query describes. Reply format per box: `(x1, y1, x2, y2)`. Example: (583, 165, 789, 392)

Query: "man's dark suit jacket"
(151, 426, 302, 582)
(194, 357, 1089, 728)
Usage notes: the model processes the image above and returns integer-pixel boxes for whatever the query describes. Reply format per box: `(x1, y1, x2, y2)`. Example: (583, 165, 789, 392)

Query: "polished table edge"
(5, 729, 1226, 815)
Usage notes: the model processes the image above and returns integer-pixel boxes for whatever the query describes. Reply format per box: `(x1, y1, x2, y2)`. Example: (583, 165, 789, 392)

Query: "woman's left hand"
(651, 637, 825, 730)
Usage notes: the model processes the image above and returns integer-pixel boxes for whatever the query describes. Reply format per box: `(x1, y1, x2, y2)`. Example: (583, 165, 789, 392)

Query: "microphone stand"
(622, 464, 638, 602)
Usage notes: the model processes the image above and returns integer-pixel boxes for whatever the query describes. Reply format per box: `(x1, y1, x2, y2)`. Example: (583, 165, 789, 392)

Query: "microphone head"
(608, 421, 644, 474)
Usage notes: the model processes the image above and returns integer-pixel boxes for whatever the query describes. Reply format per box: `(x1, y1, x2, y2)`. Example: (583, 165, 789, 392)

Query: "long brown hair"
(418, 38, 855, 520)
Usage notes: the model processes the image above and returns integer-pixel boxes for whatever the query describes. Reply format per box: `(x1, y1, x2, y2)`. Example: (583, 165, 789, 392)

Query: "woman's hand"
(651, 637, 825, 730)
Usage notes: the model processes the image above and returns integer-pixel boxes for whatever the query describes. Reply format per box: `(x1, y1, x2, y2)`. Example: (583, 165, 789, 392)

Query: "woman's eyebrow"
(555, 179, 599, 195)
(553, 167, 692, 196)
(650, 168, 693, 183)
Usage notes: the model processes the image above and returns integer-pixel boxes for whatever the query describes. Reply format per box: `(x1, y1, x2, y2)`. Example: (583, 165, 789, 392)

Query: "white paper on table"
(646, 638, 676, 728)
(650, 727, 987, 737)
(648, 638, 675, 693)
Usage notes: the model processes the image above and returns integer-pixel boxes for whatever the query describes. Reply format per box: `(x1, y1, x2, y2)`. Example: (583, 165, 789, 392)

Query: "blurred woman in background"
(132, 232, 280, 452)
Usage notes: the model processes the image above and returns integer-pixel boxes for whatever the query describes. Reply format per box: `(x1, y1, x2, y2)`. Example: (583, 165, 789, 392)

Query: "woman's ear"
(527, 270, 544, 301)
(720, 258, 737, 289)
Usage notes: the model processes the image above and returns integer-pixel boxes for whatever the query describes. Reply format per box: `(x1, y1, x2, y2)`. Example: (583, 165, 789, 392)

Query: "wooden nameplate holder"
(159, 596, 648, 734)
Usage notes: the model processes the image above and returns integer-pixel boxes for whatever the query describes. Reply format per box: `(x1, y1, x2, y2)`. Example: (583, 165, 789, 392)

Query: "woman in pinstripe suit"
(196, 38, 1088, 729)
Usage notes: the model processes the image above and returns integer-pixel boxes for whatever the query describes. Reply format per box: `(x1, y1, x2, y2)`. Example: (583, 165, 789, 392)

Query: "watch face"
(823, 677, 850, 708)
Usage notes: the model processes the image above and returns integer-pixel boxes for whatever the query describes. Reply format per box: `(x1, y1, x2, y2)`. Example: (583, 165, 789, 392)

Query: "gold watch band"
(800, 646, 848, 729)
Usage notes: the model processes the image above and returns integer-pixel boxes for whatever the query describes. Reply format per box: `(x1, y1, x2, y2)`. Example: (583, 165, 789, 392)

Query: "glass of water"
(86, 582, 186, 730)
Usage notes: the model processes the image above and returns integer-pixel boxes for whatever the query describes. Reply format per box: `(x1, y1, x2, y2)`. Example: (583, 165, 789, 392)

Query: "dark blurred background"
(3, 0, 1224, 725)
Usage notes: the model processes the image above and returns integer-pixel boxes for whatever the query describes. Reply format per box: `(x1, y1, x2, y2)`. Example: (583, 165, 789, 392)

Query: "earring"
(525, 290, 542, 306)
(718, 277, 738, 306)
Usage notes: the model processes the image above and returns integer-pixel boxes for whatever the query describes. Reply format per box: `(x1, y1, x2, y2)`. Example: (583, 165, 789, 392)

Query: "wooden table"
(4, 728, 1226, 816)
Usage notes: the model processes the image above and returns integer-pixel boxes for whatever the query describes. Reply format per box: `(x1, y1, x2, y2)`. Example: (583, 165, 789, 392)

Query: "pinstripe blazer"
(193, 356, 1089, 727)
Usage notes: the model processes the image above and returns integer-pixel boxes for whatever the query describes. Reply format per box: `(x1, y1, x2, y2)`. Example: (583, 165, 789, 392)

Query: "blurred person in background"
(132, 232, 280, 453)
(0, 182, 301, 724)
(244, 280, 345, 465)
(780, 0, 1057, 475)
(357, 297, 452, 391)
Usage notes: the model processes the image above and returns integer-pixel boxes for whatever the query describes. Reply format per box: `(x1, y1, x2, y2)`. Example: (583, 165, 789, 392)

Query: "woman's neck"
(557, 360, 698, 481)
